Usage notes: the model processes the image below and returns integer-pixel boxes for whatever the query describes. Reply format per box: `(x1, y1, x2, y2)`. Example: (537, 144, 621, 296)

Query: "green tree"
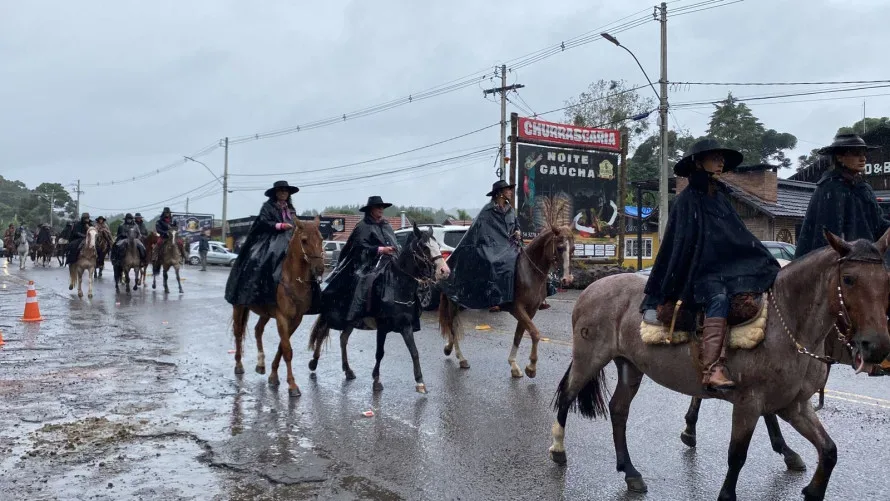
(705, 92, 797, 168)
(300, 208, 319, 217)
(628, 131, 696, 182)
(838, 117, 890, 135)
(564, 79, 656, 146)
(456, 209, 471, 220)
(321, 205, 361, 215)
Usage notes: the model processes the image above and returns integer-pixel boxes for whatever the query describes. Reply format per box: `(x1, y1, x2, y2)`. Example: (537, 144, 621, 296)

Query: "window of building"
(625, 238, 653, 259)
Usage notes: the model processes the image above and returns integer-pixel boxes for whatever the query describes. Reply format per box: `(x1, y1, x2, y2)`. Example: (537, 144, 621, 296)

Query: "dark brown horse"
(231, 216, 325, 398)
(550, 230, 890, 501)
(438, 225, 574, 378)
(94, 226, 114, 278)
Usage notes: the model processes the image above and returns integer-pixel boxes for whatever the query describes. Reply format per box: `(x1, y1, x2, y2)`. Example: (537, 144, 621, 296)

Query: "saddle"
(640, 293, 768, 350)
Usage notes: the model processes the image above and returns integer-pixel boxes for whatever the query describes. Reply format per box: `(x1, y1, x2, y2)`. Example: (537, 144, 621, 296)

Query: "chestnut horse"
(231, 216, 325, 398)
(438, 225, 574, 378)
(550, 230, 890, 501)
(68, 227, 98, 298)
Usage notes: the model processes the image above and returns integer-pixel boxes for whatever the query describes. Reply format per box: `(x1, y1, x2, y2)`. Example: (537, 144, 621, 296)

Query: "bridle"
(770, 253, 886, 365)
(391, 235, 443, 285)
(521, 231, 568, 278)
(296, 227, 325, 283)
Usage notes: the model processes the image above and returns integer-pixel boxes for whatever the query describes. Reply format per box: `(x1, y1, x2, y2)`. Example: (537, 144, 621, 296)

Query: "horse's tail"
(308, 316, 331, 352)
(551, 362, 610, 420)
(438, 293, 461, 342)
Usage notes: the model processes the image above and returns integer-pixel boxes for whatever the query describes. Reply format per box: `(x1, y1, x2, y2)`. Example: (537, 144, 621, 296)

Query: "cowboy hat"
(359, 195, 393, 212)
(95, 215, 106, 222)
(818, 133, 880, 155)
(124, 213, 133, 219)
(134, 213, 143, 218)
(486, 179, 516, 197)
(264, 180, 300, 198)
(673, 138, 744, 177)
(81, 212, 91, 219)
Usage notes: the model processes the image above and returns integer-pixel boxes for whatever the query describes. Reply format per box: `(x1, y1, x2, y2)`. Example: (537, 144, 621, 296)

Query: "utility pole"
(657, 2, 669, 240)
(73, 180, 84, 217)
(483, 65, 524, 181)
(185, 197, 190, 218)
(221, 137, 229, 247)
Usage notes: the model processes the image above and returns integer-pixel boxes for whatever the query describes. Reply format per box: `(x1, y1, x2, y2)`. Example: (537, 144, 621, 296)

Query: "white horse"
(69, 227, 98, 298)
(14, 232, 30, 270)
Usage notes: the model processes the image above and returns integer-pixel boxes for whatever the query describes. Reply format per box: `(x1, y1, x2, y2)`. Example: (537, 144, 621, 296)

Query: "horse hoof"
(525, 366, 537, 378)
(625, 477, 648, 494)
(511, 367, 523, 378)
(373, 381, 384, 392)
(444, 346, 453, 356)
(268, 375, 280, 386)
(308, 359, 318, 371)
(179, 289, 183, 294)
(459, 360, 470, 369)
(785, 453, 807, 472)
(801, 485, 823, 501)
(234, 365, 244, 375)
(415, 383, 427, 394)
(288, 387, 302, 398)
(88, 294, 93, 299)
(344, 369, 356, 380)
(152, 284, 156, 290)
(255, 365, 265, 375)
(680, 430, 697, 448)
(549, 449, 567, 465)
(68, 285, 74, 290)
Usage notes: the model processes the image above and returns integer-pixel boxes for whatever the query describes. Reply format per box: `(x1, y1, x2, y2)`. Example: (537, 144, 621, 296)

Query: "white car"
(393, 224, 470, 309)
(323, 240, 347, 266)
(189, 241, 238, 267)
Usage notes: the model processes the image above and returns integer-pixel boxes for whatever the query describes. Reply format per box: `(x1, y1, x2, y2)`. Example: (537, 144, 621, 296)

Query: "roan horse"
(307, 223, 451, 394)
(69, 227, 98, 298)
(151, 229, 184, 294)
(14, 232, 30, 270)
(114, 226, 145, 295)
(549, 230, 890, 501)
(438, 225, 574, 378)
(231, 216, 325, 398)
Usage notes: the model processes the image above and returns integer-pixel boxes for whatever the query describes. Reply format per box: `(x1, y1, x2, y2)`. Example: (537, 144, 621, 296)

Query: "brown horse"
(550, 230, 890, 501)
(33, 238, 54, 267)
(151, 229, 184, 294)
(231, 216, 325, 398)
(94, 226, 114, 278)
(114, 226, 145, 294)
(438, 225, 574, 378)
(68, 227, 98, 298)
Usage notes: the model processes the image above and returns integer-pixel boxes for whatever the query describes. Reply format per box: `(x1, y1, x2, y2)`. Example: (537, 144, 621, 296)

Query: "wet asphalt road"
(1, 259, 889, 501)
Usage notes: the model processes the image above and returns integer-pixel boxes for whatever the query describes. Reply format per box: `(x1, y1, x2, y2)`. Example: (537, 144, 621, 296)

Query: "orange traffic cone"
(22, 280, 43, 322)
(0, 329, 4, 346)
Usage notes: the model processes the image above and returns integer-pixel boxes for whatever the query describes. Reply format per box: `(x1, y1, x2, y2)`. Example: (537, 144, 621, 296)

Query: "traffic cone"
(0, 329, 4, 346)
(22, 280, 43, 322)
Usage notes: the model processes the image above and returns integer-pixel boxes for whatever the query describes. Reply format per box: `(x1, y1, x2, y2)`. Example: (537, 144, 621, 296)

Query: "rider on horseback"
(66, 212, 93, 266)
(113, 213, 146, 262)
(3, 223, 14, 250)
(641, 139, 780, 391)
(321, 195, 402, 329)
(225, 181, 300, 306)
(133, 213, 149, 238)
(152, 207, 185, 264)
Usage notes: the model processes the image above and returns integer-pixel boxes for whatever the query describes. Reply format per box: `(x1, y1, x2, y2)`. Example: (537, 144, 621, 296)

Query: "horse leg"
(813, 364, 830, 411)
(717, 405, 761, 501)
(549, 355, 612, 466)
(400, 326, 426, 394)
(611, 358, 648, 493)
(777, 404, 836, 501)
(152, 263, 158, 289)
(232, 307, 249, 375)
(175, 265, 183, 294)
(87, 267, 94, 298)
(277, 315, 302, 398)
(340, 328, 356, 380)
(163, 267, 170, 294)
(764, 413, 806, 471)
(254, 316, 270, 374)
(452, 337, 469, 369)
(77, 270, 84, 298)
(511, 306, 542, 378)
(372, 329, 387, 392)
(508, 321, 525, 378)
(681, 397, 702, 448)
(69, 266, 75, 291)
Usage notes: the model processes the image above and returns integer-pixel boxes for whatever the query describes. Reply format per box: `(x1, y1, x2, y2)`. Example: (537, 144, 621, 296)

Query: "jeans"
(199, 251, 208, 270)
(705, 292, 729, 319)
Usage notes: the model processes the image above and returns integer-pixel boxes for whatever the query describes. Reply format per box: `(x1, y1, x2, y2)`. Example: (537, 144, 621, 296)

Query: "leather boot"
(701, 317, 736, 390)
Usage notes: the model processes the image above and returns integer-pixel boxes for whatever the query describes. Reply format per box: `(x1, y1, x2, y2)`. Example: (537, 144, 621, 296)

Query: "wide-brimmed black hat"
(673, 138, 744, 177)
(124, 213, 133, 219)
(134, 213, 143, 218)
(359, 195, 392, 212)
(81, 212, 91, 219)
(818, 133, 880, 155)
(486, 179, 516, 197)
(95, 215, 106, 222)
(264, 180, 300, 198)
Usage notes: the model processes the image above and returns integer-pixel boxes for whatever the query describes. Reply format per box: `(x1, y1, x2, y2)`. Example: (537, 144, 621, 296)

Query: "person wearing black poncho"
(225, 180, 299, 306)
(320, 195, 402, 330)
(640, 138, 780, 391)
(795, 133, 890, 261)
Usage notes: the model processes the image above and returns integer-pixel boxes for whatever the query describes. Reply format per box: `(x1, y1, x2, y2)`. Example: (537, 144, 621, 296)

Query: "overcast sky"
(3, 0, 889, 220)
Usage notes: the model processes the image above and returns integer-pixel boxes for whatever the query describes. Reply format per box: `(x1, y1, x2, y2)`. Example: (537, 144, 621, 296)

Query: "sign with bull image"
(515, 142, 621, 259)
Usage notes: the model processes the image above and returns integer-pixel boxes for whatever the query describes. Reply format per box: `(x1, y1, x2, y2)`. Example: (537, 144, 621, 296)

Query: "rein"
(520, 233, 560, 278)
(390, 238, 442, 286)
(769, 254, 884, 365)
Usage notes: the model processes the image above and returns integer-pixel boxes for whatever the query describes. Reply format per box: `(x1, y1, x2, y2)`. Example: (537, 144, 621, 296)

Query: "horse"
(230, 216, 326, 398)
(140, 233, 154, 287)
(438, 225, 574, 378)
(151, 229, 183, 294)
(114, 227, 144, 294)
(549, 230, 890, 501)
(94, 227, 114, 279)
(32, 228, 55, 267)
(14, 232, 30, 270)
(4, 236, 14, 264)
(307, 223, 451, 394)
(68, 227, 98, 298)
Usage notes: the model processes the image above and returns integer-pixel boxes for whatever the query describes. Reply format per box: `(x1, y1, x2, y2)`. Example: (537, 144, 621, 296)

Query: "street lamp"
(601, 31, 670, 240)
(183, 156, 225, 187)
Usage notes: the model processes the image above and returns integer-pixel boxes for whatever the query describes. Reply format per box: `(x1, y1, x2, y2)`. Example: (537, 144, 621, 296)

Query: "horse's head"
(408, 221, 450, 281)
(295, 216, 325, 279)
(85, 227, 98, 248)
(549, 225, 575, 287)
(127, 226, 139, 241)
(824, 228, 890, 371)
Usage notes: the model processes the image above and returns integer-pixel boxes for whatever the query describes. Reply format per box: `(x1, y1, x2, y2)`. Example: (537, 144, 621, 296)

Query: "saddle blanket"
(640, 297, 768, 350)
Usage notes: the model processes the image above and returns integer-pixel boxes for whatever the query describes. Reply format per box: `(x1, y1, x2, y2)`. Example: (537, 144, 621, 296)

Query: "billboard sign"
(171, 212, 213, 242)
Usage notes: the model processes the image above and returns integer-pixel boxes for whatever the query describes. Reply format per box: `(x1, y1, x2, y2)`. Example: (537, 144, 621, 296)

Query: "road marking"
(821, 393, 890, 410)
(823, 389, 890, 406)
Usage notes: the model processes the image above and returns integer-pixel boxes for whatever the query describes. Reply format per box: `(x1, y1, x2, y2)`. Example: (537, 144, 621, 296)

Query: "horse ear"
(823, 228, 852, 257)
(314, 214, 321, 225)
(877, 226, 890, 255)
(412, 220, 422, 238)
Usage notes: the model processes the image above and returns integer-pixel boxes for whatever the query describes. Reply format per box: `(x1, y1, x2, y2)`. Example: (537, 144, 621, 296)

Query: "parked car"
(323, 240, 347, 267)
(188, 241, 238, 267)
(761, 240, 796, 261)
(393, 224, 470, 310)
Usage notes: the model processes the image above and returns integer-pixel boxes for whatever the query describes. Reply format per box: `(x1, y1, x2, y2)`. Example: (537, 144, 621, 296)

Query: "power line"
(82, 141, 219, 188)
(672, 0, 745, 17)
(671, 83, 890, 109)
(672, 79, 890, 87)
(82, 179, 219, 212)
